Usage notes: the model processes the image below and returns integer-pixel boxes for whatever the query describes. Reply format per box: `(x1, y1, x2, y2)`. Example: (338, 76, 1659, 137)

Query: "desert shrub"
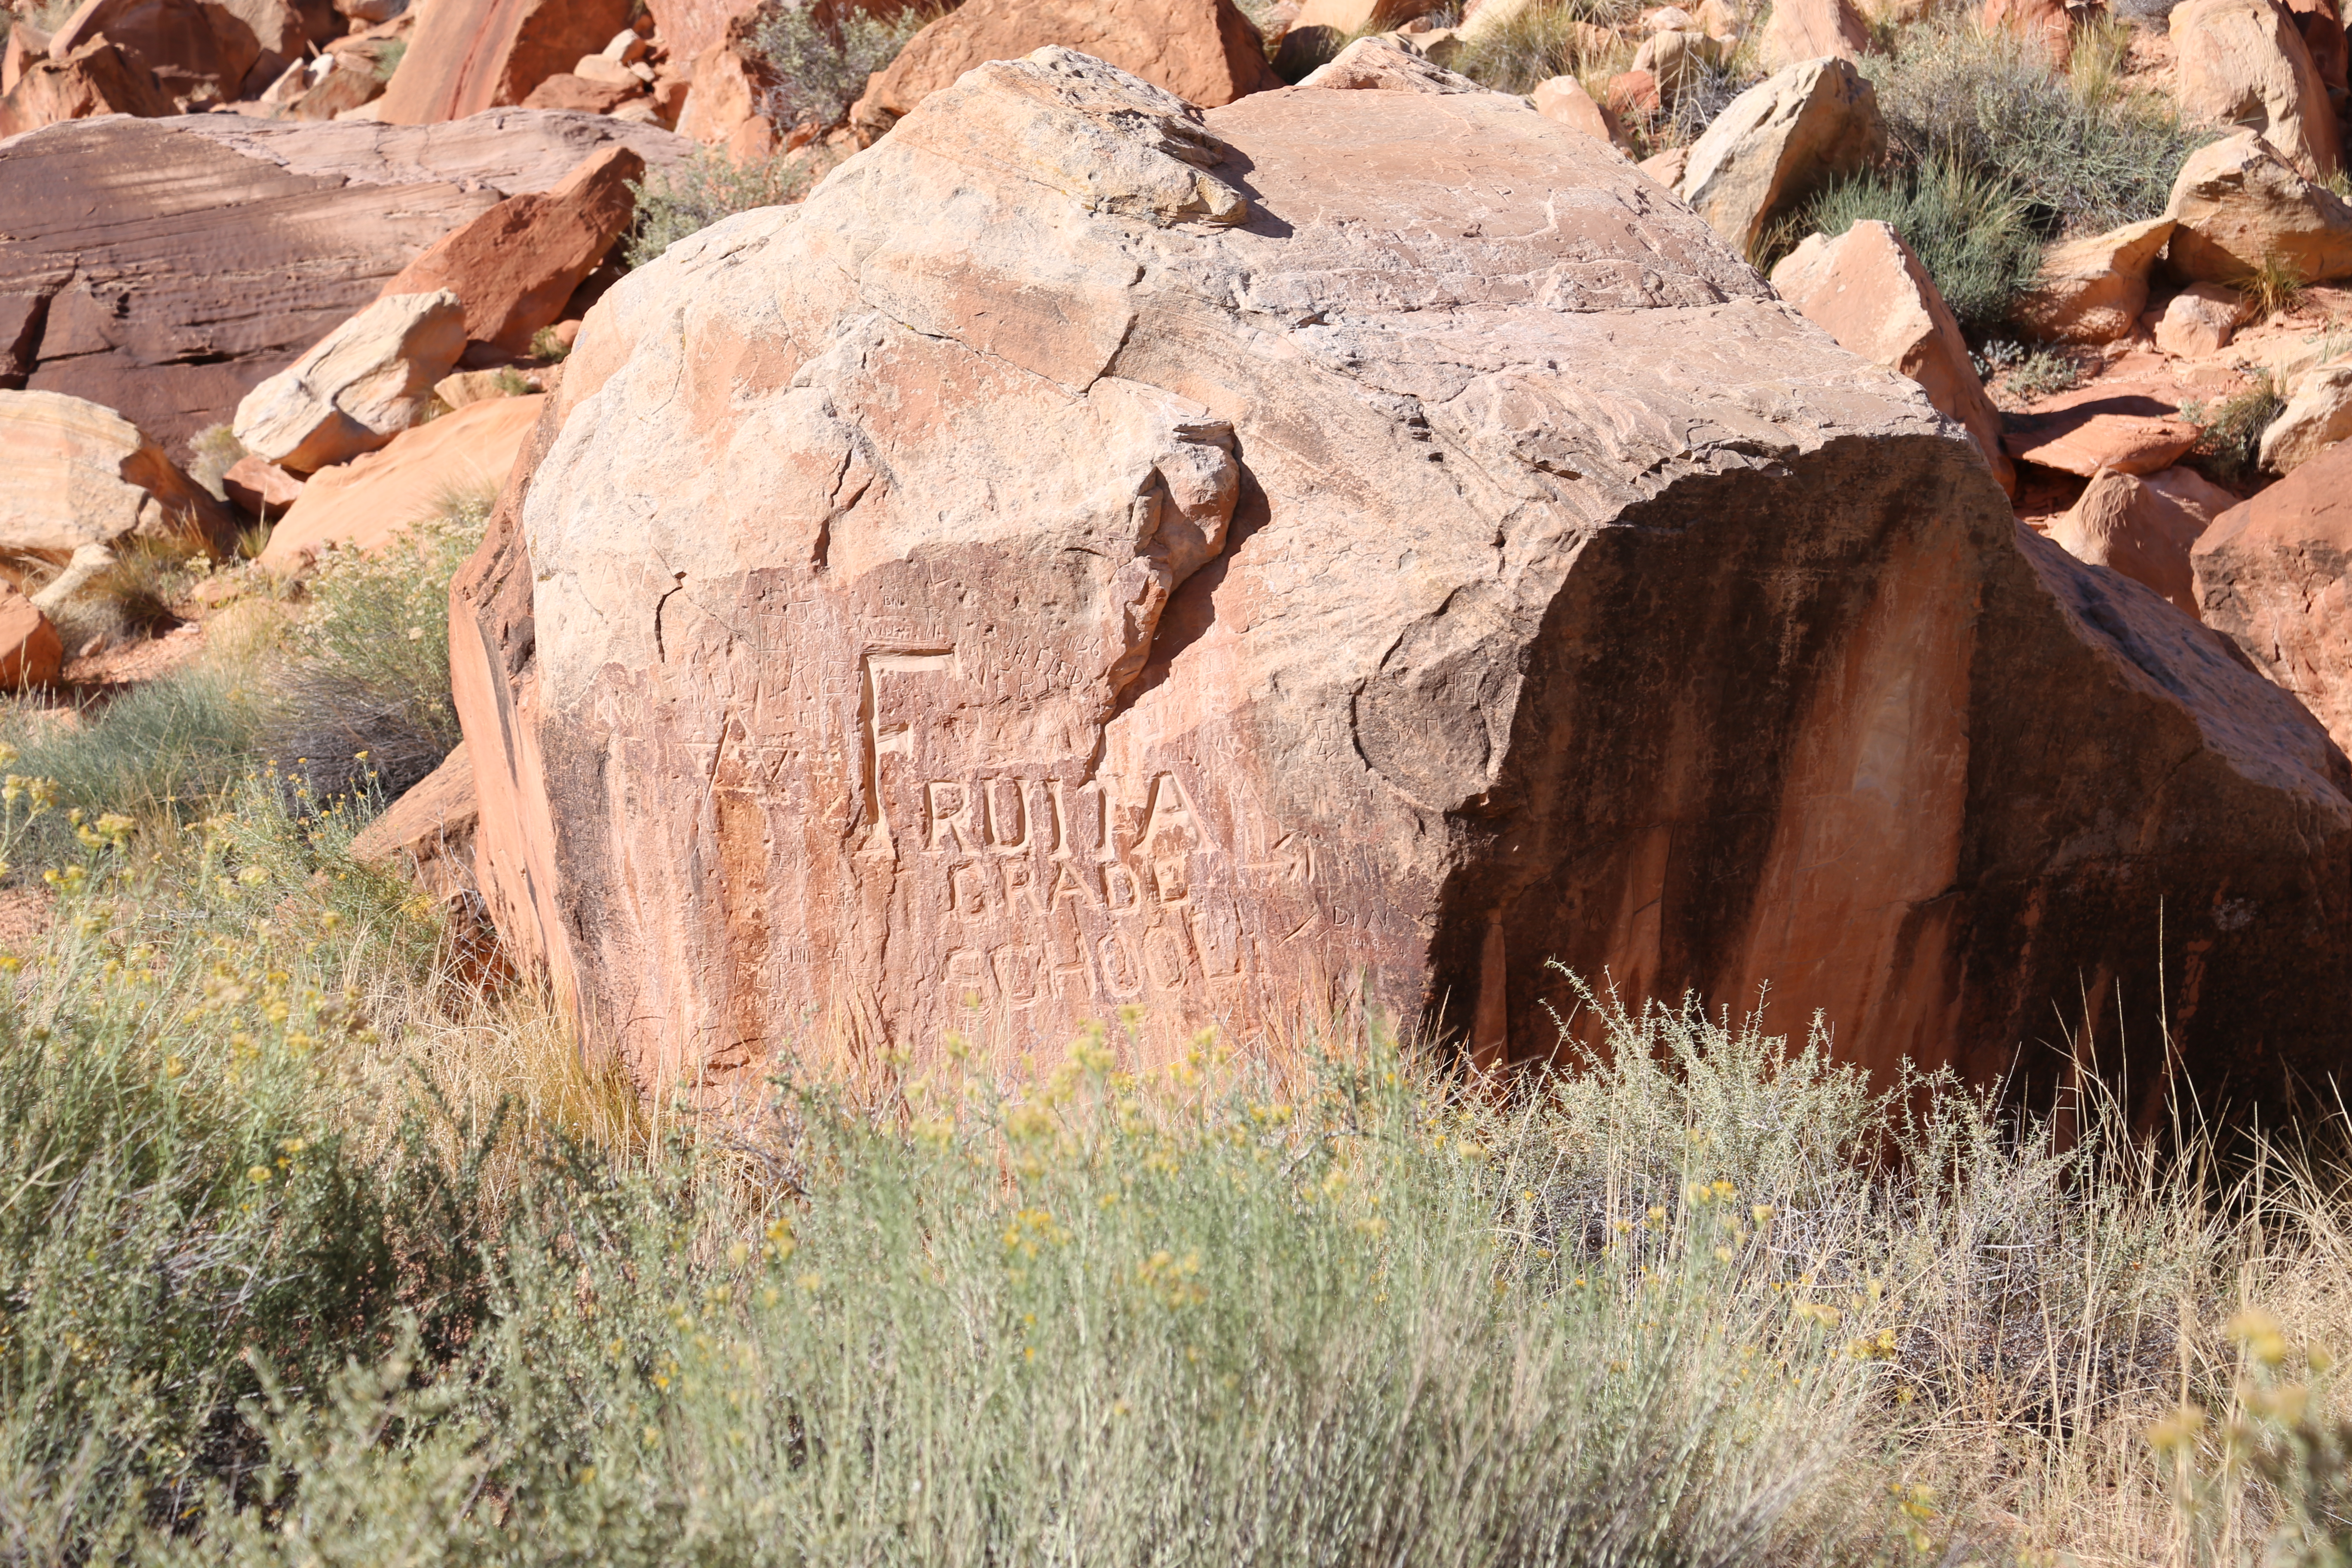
(260, 493, 487, 808)
(1865, 17, 2211, 237)
(624, 148, 822, 267)
(1801, 157, 2042, 334)
(2242, 251, 2307, 320)
(0, 671, 263, 856)
(1453, 0, 1638, 93)
(371, 35, 405, 81)
(185, 423, 247, 504)
(1974, 339, 2085, 401)
(529, 325, 571, 363)
(2184, 372, 2287, 485)
(746, 0, 929, 131)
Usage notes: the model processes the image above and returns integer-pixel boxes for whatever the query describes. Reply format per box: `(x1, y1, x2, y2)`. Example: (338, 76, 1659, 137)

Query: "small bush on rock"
(624, 148, 823, 267)
(1803, 157, 2042, 335)
(747, 0, 929, 130)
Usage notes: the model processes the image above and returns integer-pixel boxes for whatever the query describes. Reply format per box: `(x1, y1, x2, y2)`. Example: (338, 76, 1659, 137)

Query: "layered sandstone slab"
(0, 110, 686, 454)
(458, 50, 2352, 1112)
(0, 389, 235, 554)
(374, 0, 633, 123)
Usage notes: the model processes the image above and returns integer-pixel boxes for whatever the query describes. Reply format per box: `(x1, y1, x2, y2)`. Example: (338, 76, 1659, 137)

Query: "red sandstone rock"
(0, 586, 63, 691)
(0, 34, 172, 135)
(1532, 73, 1624, 144)
(2049, 464, 2237, 618)
(2284, 0, 2350, 108)
(49, 0, 305, 98)
(3, 20, 49, 93)
(1761, 0, 1869, 70)
(1605, 67, 1661, 116)
(377, 146, 643, 355)
(261, 392, 541, 565)
(1983, 0, 2071, 64)
(0, 389, 235, 554)
(222, 452, 305, 514)
(0, 110, 687, 455)
(2195, 439, 2352, 753)
(521, 70, 640, 112)
(374, 0, 634, 123)
(848, 0, 1277, 141)
(454, 48, 2352, 1118)
(2172, 0, 2339, 179)
(2002, 390, 2202, 476)
(349, 741, 480, 899)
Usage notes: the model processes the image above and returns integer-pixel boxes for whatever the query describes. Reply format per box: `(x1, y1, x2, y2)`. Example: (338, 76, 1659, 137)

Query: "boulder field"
(453, 51, 2352, 1114)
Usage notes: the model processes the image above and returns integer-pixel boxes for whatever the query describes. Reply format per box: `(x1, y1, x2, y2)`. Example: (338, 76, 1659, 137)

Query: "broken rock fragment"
(232, 290, 466, 473)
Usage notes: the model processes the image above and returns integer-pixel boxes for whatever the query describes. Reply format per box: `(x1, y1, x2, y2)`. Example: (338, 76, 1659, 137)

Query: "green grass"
(1800, 157, 2043, 336)
(1864, 15, 2212, 239)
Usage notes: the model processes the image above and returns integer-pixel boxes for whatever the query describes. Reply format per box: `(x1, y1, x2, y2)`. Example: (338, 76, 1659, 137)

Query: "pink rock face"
(1770, 220, 2015, 496)
(0, 585, 62, 690)
(0, 110, 685, 456)
(222, 452, 304, 514)
(0, 35, 174, 136)
(1761, 0, 1869, 70)
(2172, 0, 2340, 180)
(458, 50, 2352, 1118)
(374, 0, 634, 123)
(377, 146, 644, 355)
(1531, 73, 1622, 144)
(2049, 464, 2238, 618)
(2196, 440, 2352, 754)
(2002, 391, 2201, 477)
(261, 392, 541, 567)
(849, 0, 1277, 138)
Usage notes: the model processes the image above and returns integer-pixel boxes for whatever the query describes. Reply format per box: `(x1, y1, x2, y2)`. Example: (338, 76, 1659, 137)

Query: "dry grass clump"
(1452, 0, 1637, 93)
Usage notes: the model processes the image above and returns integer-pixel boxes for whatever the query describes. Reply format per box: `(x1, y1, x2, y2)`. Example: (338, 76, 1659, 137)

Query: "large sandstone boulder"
(2196, 439, 2352, 753)
(455, 48, 2352, 1117)
(2049, 465, 2237, 618)
(0, 390, 235, 554)
(0, 35, 173, 134)
(2010, 217, 2175, 344)
(374, 0, 633, 123)
(377, 146, 642, 355)
(0, 110, 687, 456)
(1675, 56, 1885, 259)
(260, 391, 540, 566)
(2165, 129, 2352, 283)
(47, 0, 305, 99)
(2172, 0, 2340, 180)
(847, 0, 1277, 141)
(1770, 220, 2015, 496)
(232, 290, 465, 472)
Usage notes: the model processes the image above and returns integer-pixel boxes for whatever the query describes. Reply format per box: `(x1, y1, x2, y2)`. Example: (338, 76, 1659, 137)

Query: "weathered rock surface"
(2196, 439, 2352, 753)
(848, 0, 1277, 140)
(233, 290, 465, 472)
(522, 70, 639, 113)
(0, 586, 63, 691)
(0, 110, 687, 455)
(1761, 0, 1870, 70)
(2002, 389, 2201, 476)
(0, 36, 173, 135)
(1770, 219, 2015, 495)
(222, 452, 305, 513)
(0, 389, 235, 553)
(1297, 32, 1495, 90)
(48, 0, 305, 98)
(378, 147, 641, 355)
(2166, 129, 2352, 284)
(2172, 0, 2340, 179)
(2010, 217, 2175, 343)
(2260, 361, 2352, 470)
(2049, 464, 2237, 617)
(261, 390, 539, 565)
(1532, 72, 1624, 144)
(1675, 56, 1885, 258)
(1984, 0, 2073, 62)
(2154, 280, 2254, 356)
(1631, 28, 1727, 101)
(374, 0, 634, 123)
(452, 49, 2352, 1118)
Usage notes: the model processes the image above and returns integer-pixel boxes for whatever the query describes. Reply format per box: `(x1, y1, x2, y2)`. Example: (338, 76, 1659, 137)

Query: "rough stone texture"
(2166, 129, 2352, 283)
(0, 293, 44, 389)
(349, 740, 480, 899)
(674, 39, 770, 151)
(1761, 0, 1869, 70)
(1297, 32, 1494, 90)
(2154, 280, 2255, 356)
(849, 0, 1277, 140)
(450, 49, 2352, 1119)
(1675, 56, 1885, 259)
(48, 0, 305, 97)
(0, 389, 235, 554)
(374, 0, 634, 123)
(522, 70, 638, 112)
(2285, 0, 2351, 107)
(377, 147, 641, 355)
(1533, 72, 1624, 144)
(2260, 362, 2352, 470)
(232, 290, 465, 472)
(2197, 440, 2352, 756)
(1632, 28, 1727, 100)
(0, 110, 687, 456)
(222, 451, 304, 513)
(0, 36, 174, 136)
(2010, 217, 2175, 343)
(261, 391, 540, 565)
(3, 22, 48, 95)
(2172, 0, 2340, 179)
(1770, 220, 2015, 496)
(0, 587, 63, 690)
(2049, 464, 2238, 618)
